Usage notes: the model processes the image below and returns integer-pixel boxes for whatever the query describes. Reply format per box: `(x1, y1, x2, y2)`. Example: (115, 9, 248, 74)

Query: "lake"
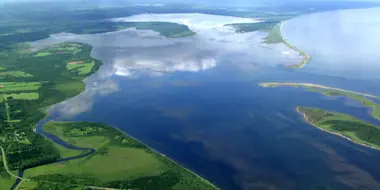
(33, 11, 380, 190)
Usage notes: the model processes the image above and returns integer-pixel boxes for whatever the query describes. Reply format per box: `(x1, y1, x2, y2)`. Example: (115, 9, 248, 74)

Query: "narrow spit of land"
(226, 20, 311, 68)
(259, 82, 380, 120)
(263, 22, 311, 68)
(259, 82, 380, 99)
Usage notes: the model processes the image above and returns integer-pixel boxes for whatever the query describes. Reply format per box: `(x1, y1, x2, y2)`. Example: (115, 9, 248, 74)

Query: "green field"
(0, 82, 41, 92)
(4, 93, 39, 101)
(298, 107, 380, 150)
(23, 122, 217, 189)
(34, 52, 53, 57)
(0, 71, 33, 78)
(0, 150, 14, 190)
(18, 180, 39, 190)
(66, 61, 95, 75)
(51, 142, 85, 158)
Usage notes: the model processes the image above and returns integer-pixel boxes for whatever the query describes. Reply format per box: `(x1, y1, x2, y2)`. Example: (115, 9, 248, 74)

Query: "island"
(297, 107, 380, 150)
(260, 82, 380, 120)
(0, 42, 216, 189)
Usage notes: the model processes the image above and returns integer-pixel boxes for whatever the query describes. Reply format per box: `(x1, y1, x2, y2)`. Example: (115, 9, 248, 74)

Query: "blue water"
(45, 63, 380, 190)
(29, 8, 380, 190)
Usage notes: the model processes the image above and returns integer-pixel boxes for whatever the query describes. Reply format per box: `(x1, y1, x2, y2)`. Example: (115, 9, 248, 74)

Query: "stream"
(10, 117, 96, 190)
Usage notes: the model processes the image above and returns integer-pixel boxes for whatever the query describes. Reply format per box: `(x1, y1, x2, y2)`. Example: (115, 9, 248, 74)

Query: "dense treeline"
(104, 171, 180, 189)
(31, 174, 95, 189)
(299, 107, 380, 149)
(322, 120, 380, 147)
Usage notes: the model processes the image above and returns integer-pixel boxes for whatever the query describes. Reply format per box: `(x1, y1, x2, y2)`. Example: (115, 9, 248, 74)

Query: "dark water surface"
(32, 12, 380, 190)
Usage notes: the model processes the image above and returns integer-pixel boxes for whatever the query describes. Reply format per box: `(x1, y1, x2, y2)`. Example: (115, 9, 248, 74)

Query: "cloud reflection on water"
(32, 13, 302, 118)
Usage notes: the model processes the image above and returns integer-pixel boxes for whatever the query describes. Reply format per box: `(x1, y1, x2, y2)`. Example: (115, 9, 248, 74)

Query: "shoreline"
(296, 107, 380, 151)
(279, 22, 311, 68)
(259, 82, 380, 100)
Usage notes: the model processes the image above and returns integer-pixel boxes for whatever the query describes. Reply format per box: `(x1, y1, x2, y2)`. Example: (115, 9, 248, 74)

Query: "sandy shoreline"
(279, 22, 311, 68)
(259, 82, 380, 100)
(296, 107, 380, 151)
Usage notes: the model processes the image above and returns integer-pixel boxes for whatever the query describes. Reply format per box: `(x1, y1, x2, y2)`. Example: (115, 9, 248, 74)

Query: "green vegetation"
(18, 180, 39, 190)
(282, 38, 311, 68)
(0, 150, 14, 190)
(66, 61, 95, 75)
(118, 22, 195, 38)
(297, 107, 380, 150)
(34, 52, 53, 57)
(261, 23, 311, 68)
(4, 93, 39, 101)
(23, 122, 217, 189)
(0, 82, 41, 93)
(0, 7, 195, 52)
(226, 19, 311, 68)
(263, 23, 283, 44)
(0, 42, 102, 188)
(51, 142, 85, 158)
(226, 21, 280, 33)
(0, 71, 33, 78)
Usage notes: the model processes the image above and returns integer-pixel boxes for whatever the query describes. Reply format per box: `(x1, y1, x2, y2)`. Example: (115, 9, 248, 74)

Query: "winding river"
(10, 118, 96, 190)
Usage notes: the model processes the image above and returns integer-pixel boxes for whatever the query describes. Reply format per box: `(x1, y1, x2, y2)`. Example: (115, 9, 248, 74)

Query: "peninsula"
(297, 107, 380, 150)
(263, 23, 311, 68)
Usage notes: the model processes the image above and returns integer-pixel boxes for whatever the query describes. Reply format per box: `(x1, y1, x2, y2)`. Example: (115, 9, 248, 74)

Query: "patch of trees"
(103, 171, 180, 190)
(6, 134, 60, 170)
(323, 120, 380, 146)
(32, 174, 97, 189)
